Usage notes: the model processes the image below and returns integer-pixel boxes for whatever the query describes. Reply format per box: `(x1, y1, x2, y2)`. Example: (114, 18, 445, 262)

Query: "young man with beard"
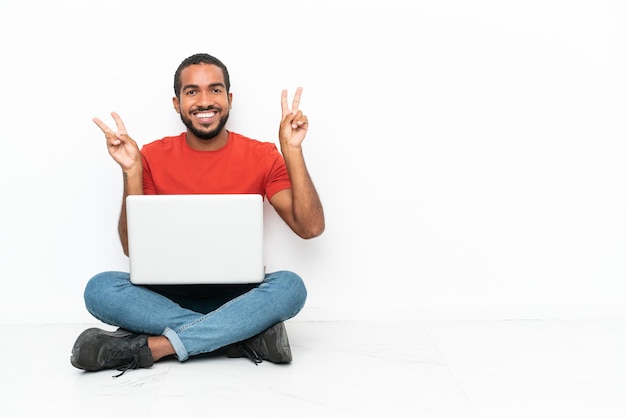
(70, 53, 325, 376)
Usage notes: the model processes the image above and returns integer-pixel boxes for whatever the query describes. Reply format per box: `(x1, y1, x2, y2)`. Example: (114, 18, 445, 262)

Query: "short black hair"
(173, 53, 231, 98)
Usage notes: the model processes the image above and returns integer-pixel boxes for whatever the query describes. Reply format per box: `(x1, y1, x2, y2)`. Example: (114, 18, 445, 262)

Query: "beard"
(180, 109, 230, 140)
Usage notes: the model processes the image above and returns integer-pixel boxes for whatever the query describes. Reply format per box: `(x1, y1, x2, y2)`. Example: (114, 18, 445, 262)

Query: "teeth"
(196, 112, 215, 118)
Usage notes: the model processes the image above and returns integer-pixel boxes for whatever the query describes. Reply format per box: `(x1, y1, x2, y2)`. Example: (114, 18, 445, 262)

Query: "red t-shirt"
(141, 131, 291, 200)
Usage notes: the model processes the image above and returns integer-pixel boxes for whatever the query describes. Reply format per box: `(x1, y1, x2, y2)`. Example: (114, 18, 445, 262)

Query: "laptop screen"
(126, 194, 265, 285)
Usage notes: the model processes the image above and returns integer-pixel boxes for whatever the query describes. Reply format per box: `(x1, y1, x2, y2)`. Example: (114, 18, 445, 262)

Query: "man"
(70, 53, 325, 376)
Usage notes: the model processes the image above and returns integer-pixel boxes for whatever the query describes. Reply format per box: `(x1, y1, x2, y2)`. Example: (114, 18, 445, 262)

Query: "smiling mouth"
(194, 111, 217, 124)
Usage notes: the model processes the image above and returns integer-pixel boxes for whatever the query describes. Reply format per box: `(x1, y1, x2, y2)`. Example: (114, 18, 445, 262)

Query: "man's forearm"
(282, 146, 325, 238)
(118, 169, 144, 256)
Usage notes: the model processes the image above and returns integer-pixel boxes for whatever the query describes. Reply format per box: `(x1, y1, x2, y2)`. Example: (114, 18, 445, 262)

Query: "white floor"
(3, 319, 625, 418)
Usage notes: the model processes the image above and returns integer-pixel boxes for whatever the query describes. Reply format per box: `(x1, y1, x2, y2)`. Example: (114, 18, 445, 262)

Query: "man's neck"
(186, 129, 229, 151)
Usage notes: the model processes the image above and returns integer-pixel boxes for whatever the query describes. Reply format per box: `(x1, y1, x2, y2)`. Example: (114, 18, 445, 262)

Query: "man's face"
(173, 63, 232, 140)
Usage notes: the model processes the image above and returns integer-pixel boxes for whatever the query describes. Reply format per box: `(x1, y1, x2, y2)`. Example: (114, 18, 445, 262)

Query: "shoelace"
(237, 343, 263, 365)
(102, 348, 141, 378)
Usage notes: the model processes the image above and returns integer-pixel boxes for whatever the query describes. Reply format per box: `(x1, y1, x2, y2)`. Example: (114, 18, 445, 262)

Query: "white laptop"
(126, 194, 265, 285)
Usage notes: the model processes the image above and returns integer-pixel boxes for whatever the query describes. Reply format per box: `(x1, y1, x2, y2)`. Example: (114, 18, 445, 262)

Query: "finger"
(110, 112, 128, 135)
(92, 117, 113, 134)
(281, 89, 290, 117)
(285, 111, 303, 128)
(291, 87, 303, 114)
(291, 111, 305, 128)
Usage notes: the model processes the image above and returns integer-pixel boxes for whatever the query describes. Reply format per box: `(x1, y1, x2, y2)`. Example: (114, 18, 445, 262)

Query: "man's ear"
(172, 96, 180, 113)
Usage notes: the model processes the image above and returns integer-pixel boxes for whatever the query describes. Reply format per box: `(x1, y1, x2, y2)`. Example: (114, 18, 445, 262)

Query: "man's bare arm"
(93, 112, 144, 255)
(271, 88, 325, 239)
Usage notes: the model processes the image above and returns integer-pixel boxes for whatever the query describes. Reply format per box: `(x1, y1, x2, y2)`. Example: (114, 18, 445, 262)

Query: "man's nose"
(196, 91, 216, 107)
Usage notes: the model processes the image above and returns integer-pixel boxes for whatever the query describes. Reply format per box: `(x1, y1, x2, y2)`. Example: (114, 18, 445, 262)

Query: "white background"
(1, 0, 624, 324)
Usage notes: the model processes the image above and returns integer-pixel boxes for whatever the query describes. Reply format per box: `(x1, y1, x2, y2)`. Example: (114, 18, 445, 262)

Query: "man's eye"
(186, 90, 197, 95)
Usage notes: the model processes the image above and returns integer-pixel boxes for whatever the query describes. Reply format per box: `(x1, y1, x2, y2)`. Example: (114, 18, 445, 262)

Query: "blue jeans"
(83, 270, 307, 361)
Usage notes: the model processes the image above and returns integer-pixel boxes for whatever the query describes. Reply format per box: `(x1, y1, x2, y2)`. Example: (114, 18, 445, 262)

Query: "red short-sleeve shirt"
(141, 131, 291, 200)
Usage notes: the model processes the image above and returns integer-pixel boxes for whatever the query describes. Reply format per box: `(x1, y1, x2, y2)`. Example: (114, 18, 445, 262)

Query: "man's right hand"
(93, 112, 141, 172)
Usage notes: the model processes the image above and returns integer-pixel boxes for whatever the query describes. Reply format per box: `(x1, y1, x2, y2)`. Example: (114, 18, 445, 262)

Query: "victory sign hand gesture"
(279, 87, 308, 148)
(92, 112, 141, 172)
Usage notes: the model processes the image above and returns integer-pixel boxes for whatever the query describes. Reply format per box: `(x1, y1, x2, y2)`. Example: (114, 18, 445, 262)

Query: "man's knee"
(269, 270, 307, 315)
(84, 271, 129, 313)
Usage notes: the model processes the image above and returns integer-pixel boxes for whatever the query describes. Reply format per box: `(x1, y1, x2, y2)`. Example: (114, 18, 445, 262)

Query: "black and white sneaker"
(225, 321, 292, 365)
(70, 328, 153, 376)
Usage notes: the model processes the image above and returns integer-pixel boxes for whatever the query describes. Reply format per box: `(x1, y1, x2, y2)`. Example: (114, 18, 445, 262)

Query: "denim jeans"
(83, 270, 307, 361)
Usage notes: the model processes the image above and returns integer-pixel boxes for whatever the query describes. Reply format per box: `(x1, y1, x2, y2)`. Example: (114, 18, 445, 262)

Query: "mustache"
(192, 106, 220, 112)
